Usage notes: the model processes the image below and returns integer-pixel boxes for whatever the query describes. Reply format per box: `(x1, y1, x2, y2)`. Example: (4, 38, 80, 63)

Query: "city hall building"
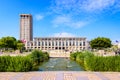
(20, 14, 88, 52)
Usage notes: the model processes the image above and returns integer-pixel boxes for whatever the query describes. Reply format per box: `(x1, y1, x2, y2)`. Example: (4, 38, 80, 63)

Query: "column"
(81, 40, 83, 50)
(47, 39, 48, 50)
(37, 41, 38, 49)
(44, 40, 45, 50)
(74, 40, 76, 51)
(51, 38, 52, 50)
(58, 39, 59, 52)
(67, 39, 70, 50)
(54, 40, 55, 50)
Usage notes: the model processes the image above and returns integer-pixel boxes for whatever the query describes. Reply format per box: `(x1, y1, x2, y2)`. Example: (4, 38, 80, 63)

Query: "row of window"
(27, 41, 86, 46)
(27, 47, 86, 50)
(21, 16, 31, 18)
(35, 38, 85, 41)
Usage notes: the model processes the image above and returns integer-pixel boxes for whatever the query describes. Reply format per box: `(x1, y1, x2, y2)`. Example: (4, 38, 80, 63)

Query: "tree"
(17, 40, 25, 50)
(0, 36, 17, 50)
(90, 37, 112, 49)
(0, 37, 25, 51)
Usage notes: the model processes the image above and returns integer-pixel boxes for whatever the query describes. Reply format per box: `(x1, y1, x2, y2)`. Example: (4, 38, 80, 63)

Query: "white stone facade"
(25, 37, 88, 52)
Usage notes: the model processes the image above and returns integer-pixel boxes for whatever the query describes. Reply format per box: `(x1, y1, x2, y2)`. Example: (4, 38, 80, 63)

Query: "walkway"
(0, 71, 120, 80)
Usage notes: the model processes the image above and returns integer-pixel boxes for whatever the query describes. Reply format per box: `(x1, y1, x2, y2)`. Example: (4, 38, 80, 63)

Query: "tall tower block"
(20, 14, 33, 41)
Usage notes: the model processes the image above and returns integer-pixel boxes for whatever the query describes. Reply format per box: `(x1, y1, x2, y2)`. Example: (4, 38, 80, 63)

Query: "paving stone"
(30, 76, 42, 80)
(95, 72, 109, 80)
(56, 73, 64, 80)
(9, 73, 23, 80)
(77, 76, 89, 80)
(0, 72, 119, 80)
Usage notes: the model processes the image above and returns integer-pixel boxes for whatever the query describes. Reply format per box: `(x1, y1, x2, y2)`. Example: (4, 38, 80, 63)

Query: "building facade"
(25, 37, 87, 52)
(20, 14, 33, 41)
(20, 14, 88, 52)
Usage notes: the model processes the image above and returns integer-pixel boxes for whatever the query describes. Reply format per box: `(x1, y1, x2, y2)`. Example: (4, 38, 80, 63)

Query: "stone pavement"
(0, 71, 120, 80)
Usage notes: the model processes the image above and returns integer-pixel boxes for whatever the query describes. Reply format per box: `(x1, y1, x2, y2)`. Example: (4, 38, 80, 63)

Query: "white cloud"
(70, 21, 87, 28)
(35, 14, 44, 20)
(50, 32, 76, 37)
(52, 16, 88, 28)
(82, 0, 115, 12)
(49, 0, 120, 29)
(115, 1, 120, 8)
(50, 0, 81, 14)
(50, 0, 120, 28)
(52, 16, 70, 25)
(51, 0, 119, 13)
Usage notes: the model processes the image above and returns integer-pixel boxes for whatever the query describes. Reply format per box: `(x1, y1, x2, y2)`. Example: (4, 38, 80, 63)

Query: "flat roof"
(34, 37, 86, 39)
(20, 14, 32, 16)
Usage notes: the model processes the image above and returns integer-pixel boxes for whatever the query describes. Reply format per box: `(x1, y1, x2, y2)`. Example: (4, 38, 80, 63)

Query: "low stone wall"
(48, 50, 70, 57)
(0, 52, 31, 56)
(94, 50, 115, 56)
(49, 53, 70, 57)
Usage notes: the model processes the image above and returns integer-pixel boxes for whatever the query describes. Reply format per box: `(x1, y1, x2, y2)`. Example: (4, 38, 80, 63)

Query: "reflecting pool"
(39, 58, 84, 71)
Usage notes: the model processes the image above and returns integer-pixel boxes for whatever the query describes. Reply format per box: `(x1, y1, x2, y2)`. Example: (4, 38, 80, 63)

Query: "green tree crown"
(90, 37, 112, 49)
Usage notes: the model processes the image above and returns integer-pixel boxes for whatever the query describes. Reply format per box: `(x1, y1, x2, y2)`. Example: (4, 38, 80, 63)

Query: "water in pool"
(39, 58, 84, 71)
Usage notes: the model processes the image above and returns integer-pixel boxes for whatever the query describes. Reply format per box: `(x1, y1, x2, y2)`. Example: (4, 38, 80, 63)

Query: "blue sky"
(0, 0, 120, 42)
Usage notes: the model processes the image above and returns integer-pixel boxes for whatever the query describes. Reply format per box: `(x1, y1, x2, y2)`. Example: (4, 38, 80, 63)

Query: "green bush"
(70, 52, 80, 60)
(70, 51, 120, 71)
(29, 50, 49, 65)
(43, 52, 49, 61)
(0, 56, 33, 72)
(0, 50, 49, 72)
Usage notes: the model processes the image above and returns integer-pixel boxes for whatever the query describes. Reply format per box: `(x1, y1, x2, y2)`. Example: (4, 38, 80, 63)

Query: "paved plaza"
(0, 71, 120, 80)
